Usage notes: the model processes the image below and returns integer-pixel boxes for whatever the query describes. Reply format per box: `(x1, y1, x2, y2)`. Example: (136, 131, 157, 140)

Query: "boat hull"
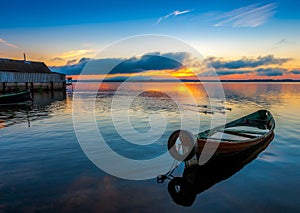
(0, 90, 32, 105)
(196, 130, 274, 155)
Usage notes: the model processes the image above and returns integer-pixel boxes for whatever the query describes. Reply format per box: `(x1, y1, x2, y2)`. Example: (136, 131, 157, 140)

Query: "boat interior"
(205, 126, 270, 142)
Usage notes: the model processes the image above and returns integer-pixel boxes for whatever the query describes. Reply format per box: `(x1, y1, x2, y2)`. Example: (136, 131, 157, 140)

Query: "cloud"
(291, 70, 300, 75)
(51, 57, 123, 75)
(66, 59, 78, 66)
(50, 52, 294, 79)
(199, 69, 252, 77)
(208, 55, 291, 69)
(50, 57, 64, 62)
(51, 49, 94, 61)
(157, 9, 191, 23)
(50, 52, 186, 75)
(256, 68, 284, 76)
(104, 76, 155, 82)
(50, 57, 90, 75)
(110, 54, 182, 74)
(0, 38, 18, 49)
(149, 52, 190, 63)
(201, 67, 288, 77)
(216, 70, 252, 76)
(214, 3, 277, 27)
(276, 39, 287, 45)
(62, 49, 94, 58)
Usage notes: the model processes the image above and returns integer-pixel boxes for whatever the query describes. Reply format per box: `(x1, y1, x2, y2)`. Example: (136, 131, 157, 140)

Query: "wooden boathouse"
(0, 58, 65, 93)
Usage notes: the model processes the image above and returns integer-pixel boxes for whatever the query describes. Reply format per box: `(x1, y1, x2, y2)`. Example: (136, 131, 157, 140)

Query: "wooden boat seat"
(219, 128, 268, 135)
(218, 130, 257, 139)
(199, 137, 240, 142)
(246, 118, 268, 122)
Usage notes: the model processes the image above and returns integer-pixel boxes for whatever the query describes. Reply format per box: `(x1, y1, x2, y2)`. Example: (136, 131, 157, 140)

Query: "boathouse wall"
(0, 58, 65, 92)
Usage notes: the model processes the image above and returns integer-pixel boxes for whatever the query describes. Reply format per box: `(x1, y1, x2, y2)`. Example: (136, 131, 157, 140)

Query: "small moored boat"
(0, 90, 32, 105)
(168, 110, 275, 161)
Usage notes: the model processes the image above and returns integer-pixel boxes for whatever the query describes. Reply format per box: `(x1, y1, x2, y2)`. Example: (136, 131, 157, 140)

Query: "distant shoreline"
(69, 79, 300, 83)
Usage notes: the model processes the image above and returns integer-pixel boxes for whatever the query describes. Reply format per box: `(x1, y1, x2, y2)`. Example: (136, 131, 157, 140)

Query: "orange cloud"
(47, 49, 95, 66)
(59, 49, 94, 59)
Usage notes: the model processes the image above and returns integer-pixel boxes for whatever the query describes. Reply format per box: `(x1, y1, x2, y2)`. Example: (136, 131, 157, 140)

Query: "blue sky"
(1, 0, 299, 28)
(0, 0, 300, 79)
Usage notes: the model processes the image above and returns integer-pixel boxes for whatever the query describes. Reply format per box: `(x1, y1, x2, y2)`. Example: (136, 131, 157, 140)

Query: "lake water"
(0, 82, 300, 212)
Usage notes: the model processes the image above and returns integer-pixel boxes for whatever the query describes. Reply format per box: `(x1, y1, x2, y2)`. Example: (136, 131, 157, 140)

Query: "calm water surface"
(0, 83, 300, 212)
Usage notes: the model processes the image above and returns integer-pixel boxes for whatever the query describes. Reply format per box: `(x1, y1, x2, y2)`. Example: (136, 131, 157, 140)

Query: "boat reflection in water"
(0, 91, 66, 129)
(167, 133, 275, 207)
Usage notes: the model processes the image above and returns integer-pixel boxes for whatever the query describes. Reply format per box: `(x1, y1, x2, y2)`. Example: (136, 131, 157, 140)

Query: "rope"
(157, 160, 179, 183)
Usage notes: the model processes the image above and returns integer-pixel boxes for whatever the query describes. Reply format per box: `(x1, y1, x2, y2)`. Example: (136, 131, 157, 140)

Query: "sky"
(0, 0, 300, 80)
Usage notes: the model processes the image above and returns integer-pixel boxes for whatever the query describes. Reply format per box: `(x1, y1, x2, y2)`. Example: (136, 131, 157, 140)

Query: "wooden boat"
(168, 110, 275, 161)
(167, 132, 274, 206)
(0, 90, 32, 105)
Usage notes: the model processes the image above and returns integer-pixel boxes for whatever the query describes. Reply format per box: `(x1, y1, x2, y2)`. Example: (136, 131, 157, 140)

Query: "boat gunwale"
(0, 90, 32, 106)
(0, 90, 31, 98)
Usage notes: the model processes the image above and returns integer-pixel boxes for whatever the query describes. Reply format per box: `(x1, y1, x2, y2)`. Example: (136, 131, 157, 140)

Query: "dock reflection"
(0, 91, 66, 129)
(167, 133, 275, 206)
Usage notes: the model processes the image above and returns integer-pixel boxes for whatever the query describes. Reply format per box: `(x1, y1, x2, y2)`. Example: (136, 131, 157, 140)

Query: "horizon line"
(68, 79, 300, 83)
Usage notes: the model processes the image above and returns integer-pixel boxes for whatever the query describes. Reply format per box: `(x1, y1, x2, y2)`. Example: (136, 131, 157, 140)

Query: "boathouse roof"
(0, 58, 53, 73)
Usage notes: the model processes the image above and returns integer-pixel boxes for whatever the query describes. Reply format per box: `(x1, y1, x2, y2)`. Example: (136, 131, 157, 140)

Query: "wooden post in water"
(30, 82, 34, 98)
(50, 81, 54, 96)
(2, 82, 5, 94)
(26, 82, 28, 90)
(63, 81, 66, 91)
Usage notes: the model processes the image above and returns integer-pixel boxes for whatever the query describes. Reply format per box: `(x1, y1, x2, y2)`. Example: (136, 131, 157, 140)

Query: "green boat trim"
(0, 90, 31, 98)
